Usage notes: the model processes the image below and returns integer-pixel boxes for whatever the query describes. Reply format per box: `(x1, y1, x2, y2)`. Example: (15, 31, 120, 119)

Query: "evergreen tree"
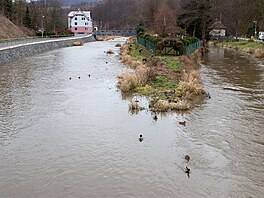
(4, 0, 12, 19)
(23, 6, 31, 28)
(13, 0, 26, 26)
(179, 0, 212, 47)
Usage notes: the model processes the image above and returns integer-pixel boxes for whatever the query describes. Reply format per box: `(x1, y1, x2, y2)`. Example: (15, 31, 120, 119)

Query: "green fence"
(137, 36, 156, 52)
(185, 40, 202, 54)
(137, 36, 201, 55)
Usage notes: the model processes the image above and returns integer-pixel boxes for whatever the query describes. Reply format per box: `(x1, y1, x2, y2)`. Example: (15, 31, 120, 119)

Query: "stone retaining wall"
(0, 35, 95, 65)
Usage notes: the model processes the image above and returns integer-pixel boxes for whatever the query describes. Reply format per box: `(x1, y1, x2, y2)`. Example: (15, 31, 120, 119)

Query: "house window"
(75, 22, 77, 25)
(75, 17, 77, 20)
(75, 28, 77, 30)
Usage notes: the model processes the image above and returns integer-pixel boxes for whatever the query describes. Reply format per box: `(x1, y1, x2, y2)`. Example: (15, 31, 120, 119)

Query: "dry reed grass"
(96, 35, 121, 41)
(72, 40, 83, 46)
(118, 66, 150, 92)
(179, 70, 204, 95)
(242, 48, 255, 54)
(170, 100, 190, 110)
(151, 99, 190, 112)
(106, 49, 114, 55)
(255, 49, 264, 58)
(178, 55, 200, 71)
(129, 101, 140, 110)
(118, 38, 150, 92)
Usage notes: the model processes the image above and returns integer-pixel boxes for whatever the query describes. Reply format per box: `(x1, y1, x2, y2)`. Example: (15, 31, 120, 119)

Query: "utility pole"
(254, 21, 257, 38)
(42, 15, 45, 38)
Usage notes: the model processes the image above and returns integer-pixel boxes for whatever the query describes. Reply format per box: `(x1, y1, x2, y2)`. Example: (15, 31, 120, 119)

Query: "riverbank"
(0, 35, 95, 65)
(211, 40, 264, 63)
(117, 37, 205, 112)
(96, 35, 122, 41)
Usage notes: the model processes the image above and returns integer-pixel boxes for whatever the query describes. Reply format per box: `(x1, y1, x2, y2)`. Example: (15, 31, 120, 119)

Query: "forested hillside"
(0, 0, 263, 39)
(63, 0, 100, 6)
(90, 0, 264, 37)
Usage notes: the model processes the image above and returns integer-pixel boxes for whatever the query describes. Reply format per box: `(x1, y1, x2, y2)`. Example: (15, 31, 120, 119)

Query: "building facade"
(209, 20, 227, 39)
(68, 10, 93, 35)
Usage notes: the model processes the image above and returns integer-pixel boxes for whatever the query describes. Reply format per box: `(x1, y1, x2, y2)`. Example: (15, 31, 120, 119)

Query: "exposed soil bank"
(0, 15, 34, 39)
(118, 37, 206, 112)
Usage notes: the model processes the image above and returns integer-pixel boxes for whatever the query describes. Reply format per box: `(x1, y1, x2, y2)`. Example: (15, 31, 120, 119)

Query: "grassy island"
(117, 37, 205, 112)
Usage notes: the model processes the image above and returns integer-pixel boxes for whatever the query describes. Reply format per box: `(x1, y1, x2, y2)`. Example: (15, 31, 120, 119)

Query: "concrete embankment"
(0, 35, 95, 65)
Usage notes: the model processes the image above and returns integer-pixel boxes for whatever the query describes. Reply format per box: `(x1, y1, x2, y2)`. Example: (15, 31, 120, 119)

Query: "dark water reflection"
(0, 41, 263, 197)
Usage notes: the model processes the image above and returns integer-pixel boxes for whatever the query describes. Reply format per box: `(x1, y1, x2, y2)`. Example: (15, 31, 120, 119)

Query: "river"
(0, 39, 263, 197)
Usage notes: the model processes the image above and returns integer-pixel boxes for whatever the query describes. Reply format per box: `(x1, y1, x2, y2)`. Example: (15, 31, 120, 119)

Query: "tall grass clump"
(179, 70, 204, 97)
(118, 38, 151, 92)
(118, 64, 150, 92)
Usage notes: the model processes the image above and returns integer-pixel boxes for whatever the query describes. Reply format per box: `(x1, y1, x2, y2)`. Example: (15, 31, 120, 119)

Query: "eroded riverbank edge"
(117, 37, 207, 113)
(209, 40, 264, 63)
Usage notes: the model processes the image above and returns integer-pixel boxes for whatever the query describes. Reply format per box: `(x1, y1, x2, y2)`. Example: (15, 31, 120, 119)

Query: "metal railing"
(185, 40, 202, 54)
(96, 30, 136, 36)
(137, 36, 156, 51)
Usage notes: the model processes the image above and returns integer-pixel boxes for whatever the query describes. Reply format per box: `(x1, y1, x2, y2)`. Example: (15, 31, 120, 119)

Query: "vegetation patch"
(223, 40, 264, 49)
(151, 76, 176, 89)
(72, 40, 83, 46)
(96, 35, 121, 41)
(118, 38, 204, 112)
(127, 43, 146, 61)
(161, 56, 183, 71)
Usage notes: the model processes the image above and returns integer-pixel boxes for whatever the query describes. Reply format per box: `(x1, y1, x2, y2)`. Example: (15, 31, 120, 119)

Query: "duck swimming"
(185, 167, 191, 178)
(138, 134, 144, 142)
(185, 155, 190, 162)
(179, 121, 186, 126)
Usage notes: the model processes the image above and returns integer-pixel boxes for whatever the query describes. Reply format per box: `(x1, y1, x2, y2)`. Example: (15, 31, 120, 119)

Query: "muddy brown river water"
(0, 39, 263, 197)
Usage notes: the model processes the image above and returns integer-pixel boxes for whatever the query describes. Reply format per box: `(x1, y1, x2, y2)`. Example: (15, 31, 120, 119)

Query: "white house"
(68, 10, 93, 35)
(209, 20, 227, 38)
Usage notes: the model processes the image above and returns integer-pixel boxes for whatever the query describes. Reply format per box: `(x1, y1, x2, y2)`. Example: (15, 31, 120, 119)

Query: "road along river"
(0, 39, 263, 197)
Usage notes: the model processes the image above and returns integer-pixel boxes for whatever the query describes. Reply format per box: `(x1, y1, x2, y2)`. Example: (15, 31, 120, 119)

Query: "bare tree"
(13, 0, 26, 26)
(153, 2, 178, 37)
